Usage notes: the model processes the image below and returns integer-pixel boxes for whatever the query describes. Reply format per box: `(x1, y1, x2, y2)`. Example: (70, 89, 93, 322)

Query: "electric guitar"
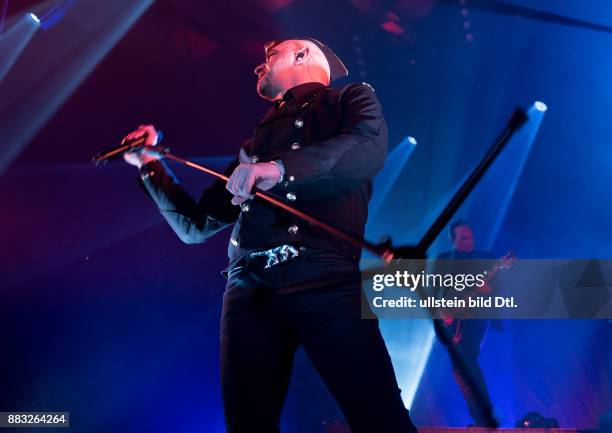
(435, 251, 516, 345)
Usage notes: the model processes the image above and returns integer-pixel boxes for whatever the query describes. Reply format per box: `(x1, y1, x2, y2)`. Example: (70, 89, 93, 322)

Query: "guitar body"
(433, 251, 516, 345)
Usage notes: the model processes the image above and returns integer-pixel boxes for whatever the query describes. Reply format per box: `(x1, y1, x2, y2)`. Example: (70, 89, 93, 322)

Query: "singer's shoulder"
(322, 82, 378, 108)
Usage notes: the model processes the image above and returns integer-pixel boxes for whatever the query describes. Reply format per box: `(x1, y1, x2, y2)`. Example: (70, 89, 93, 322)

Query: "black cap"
(264, 38, 349, 82)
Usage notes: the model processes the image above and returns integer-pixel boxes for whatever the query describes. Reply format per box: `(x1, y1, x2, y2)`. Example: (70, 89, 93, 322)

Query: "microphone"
(91, 130, 164, 166)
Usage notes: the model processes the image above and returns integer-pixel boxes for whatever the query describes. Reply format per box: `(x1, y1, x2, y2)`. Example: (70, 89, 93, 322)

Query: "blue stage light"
(0, 0, 154, 175)
(534, 101, 547, 112)
(0, 13, 40, 83)
(28, 13, 41, 24)
(367, 135, 417, 218)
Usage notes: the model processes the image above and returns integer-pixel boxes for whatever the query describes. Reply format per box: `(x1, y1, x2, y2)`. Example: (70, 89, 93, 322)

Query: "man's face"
(453, 225, 474, 253)
(254, 41, 296, 100)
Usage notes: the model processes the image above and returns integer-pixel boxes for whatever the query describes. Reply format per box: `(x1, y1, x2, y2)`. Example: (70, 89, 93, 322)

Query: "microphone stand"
(94, 107, 528, 428)
(93, 108, 527, 262)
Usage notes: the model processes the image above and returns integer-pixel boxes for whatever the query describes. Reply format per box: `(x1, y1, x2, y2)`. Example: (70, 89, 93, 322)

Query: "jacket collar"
(276, 82, 327, 107)
(260, 82, 327, 125)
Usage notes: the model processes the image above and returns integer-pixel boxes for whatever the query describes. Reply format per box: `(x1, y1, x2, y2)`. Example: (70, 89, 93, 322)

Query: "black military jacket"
(139, 81, 387, 263)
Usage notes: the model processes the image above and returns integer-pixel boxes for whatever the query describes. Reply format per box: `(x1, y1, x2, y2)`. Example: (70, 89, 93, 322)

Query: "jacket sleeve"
(278, 83, 388, 184)
(138, 158, 240, 244)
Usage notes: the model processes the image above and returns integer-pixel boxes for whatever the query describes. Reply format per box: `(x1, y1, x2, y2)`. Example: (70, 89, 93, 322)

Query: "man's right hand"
(122, 124, 160, 168)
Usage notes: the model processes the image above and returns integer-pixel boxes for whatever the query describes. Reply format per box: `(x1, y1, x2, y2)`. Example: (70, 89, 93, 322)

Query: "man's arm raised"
(124, 125, 240, 244)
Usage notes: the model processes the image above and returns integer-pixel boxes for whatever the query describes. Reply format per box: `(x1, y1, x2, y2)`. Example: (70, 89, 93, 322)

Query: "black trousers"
(435, 319, 494, 427)
(220, 251, 417, 433)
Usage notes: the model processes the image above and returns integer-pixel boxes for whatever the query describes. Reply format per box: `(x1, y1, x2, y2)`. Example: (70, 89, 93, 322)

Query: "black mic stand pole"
(395, 107, 529, 258)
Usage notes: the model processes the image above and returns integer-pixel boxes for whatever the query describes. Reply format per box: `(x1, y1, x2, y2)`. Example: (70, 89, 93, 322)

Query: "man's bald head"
(254, 39, 332, 101)
(282, 39, 331, 83)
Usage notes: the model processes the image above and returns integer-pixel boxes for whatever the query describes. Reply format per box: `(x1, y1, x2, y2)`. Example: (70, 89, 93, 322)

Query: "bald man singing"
(123, 38, 417, 433)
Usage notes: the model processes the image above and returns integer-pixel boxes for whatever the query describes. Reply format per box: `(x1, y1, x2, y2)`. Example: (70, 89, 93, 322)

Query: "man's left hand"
(227, 162, 281, 205)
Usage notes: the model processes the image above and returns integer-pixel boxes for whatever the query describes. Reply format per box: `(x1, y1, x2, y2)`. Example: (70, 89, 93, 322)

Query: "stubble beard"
(257, 74, 280, 100)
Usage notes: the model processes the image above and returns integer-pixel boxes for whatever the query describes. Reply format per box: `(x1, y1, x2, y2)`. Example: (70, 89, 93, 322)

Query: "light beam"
(0, 13, 40, 82)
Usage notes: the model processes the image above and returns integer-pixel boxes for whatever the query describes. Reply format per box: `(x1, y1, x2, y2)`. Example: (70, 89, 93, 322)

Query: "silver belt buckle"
(250, 245, 300, 269)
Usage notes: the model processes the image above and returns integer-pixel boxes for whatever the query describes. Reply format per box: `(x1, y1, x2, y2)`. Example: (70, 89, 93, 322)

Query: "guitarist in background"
(433, 219, 507, 427)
